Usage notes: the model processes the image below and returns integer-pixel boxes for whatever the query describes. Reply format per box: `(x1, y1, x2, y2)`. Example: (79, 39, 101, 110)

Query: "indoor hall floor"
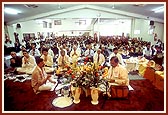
(3, 73, 164, 112)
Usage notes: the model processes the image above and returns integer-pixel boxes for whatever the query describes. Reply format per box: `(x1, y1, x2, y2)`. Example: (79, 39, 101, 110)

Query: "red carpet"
(4, 79, 164, 111)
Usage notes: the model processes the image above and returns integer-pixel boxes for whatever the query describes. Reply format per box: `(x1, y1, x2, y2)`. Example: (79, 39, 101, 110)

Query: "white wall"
(6, 17, 164, 44)
(18, 20, 53, 36)
(154, 22, 164, 42)
(132, 18, 164, 44)
(7, 25, 15, 43)
(53, 18, 92, 36)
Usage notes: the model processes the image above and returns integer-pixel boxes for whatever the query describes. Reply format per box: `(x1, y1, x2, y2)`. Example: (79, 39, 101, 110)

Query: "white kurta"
(107, 64, 129, 86)
(17, 55, 36, 74)
(84, 49, 94, 57)
(93, 53, 105, 65)
(41, 54, 53, 67)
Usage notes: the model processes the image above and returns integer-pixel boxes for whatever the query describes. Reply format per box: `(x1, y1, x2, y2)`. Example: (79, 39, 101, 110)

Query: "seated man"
(107, 56, 129, 98)
(19, 45, 27, 57)
(57, 50, 70, 68)
(93, 49, 105, 66)
(40, 48, 53, 67)
(107, 56, 129, 86)
(101, 45, 109, 59)
(31, 58, 56, 94)
(109, 47, 125, 67)
(84, 44, 94, 62)
(17, 50, 37, 74)
(5, 51, 22, 73)
(70, 45, 81, 63)
(29, 43, 41, 57)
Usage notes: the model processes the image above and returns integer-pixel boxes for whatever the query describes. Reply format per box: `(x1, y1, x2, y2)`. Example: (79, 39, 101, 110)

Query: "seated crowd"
(4, 35, 164, 94)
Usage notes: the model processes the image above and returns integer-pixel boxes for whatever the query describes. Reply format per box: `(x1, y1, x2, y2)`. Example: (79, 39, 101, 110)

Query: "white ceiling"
(4, 2, 165, 25)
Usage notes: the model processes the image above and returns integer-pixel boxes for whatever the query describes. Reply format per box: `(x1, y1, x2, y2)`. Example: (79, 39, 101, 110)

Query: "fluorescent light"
(152, 6, 164, 13)
(4, 8, 21, 15)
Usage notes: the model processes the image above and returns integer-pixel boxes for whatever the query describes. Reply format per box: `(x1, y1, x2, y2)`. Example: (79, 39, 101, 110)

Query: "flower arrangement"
(55, 60, 109, 93)
(70, 62, 105, 89)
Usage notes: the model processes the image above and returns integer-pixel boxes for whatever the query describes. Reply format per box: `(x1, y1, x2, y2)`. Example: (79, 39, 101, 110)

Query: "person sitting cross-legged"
(57, 49, 70, 68)
(106, 56, 129, 98)
(40, 48, 53, 67)
(31, 58, 56, 94)
(107, 56, 129, 86)
(16, 50, 36, 74)
(93, 49, 105, 66)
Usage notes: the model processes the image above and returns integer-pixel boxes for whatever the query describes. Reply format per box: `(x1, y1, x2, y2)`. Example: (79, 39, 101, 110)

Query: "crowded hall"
(3, 3, 165, 112)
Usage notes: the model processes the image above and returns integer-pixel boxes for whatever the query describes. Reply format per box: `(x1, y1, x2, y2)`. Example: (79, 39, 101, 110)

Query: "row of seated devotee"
(4, 35, 164, 95)
(4, 35, 164, 74)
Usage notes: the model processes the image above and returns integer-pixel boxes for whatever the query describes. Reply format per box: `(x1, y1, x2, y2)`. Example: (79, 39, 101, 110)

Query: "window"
(49, 23, 52, 28)
(54, 20, 61, 25)
(43, 21, 47, 28)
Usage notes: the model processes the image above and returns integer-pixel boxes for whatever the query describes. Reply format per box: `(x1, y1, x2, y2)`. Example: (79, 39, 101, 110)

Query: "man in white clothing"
(29, 43, 41, 57)
(57, 50, 70, 67)
(70, 45, 81, 63)
(16, 50, 37, 74)
(84, 44, 94, 62)
(93, 49, 105, 66)
(109, 47, 125, 66)
(107, 56, 129, 86)
(84, 44, 94, 57)
(41, 48, 53, 67)
(143, 44, 152, 60)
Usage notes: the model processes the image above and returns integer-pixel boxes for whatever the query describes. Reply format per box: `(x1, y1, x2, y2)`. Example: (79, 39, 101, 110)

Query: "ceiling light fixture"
(4, 8, 21, 15)
(58, 4, 62, 9)
(134, 4, 145, 7)
(152, 6, 164, 13)
(24, 4, 38, 8)
(112, 4, 115, 9)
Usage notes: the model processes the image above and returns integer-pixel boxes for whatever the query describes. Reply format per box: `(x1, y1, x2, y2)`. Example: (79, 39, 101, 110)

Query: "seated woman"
(31, 58, 56, 94)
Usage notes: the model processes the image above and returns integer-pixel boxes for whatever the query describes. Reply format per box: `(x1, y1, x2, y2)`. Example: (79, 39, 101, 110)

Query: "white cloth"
(93, 53, 105, 65)
(17, 55, 36, 74)
(5, 41, 14, 47)
(29, 49, 41, 57)
(48, 48, 55, 58)
(143, 47, 152, 56)
(41, 54, 53, 67)
(84, 49, 94, 57)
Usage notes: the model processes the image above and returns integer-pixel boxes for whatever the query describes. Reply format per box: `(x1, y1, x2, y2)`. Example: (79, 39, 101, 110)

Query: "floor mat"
(128, 73, 146, 80)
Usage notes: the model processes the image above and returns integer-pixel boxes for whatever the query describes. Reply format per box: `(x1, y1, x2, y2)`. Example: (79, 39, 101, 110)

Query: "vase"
(91, 87, 99, 105)
(71, 86, 81, 104)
